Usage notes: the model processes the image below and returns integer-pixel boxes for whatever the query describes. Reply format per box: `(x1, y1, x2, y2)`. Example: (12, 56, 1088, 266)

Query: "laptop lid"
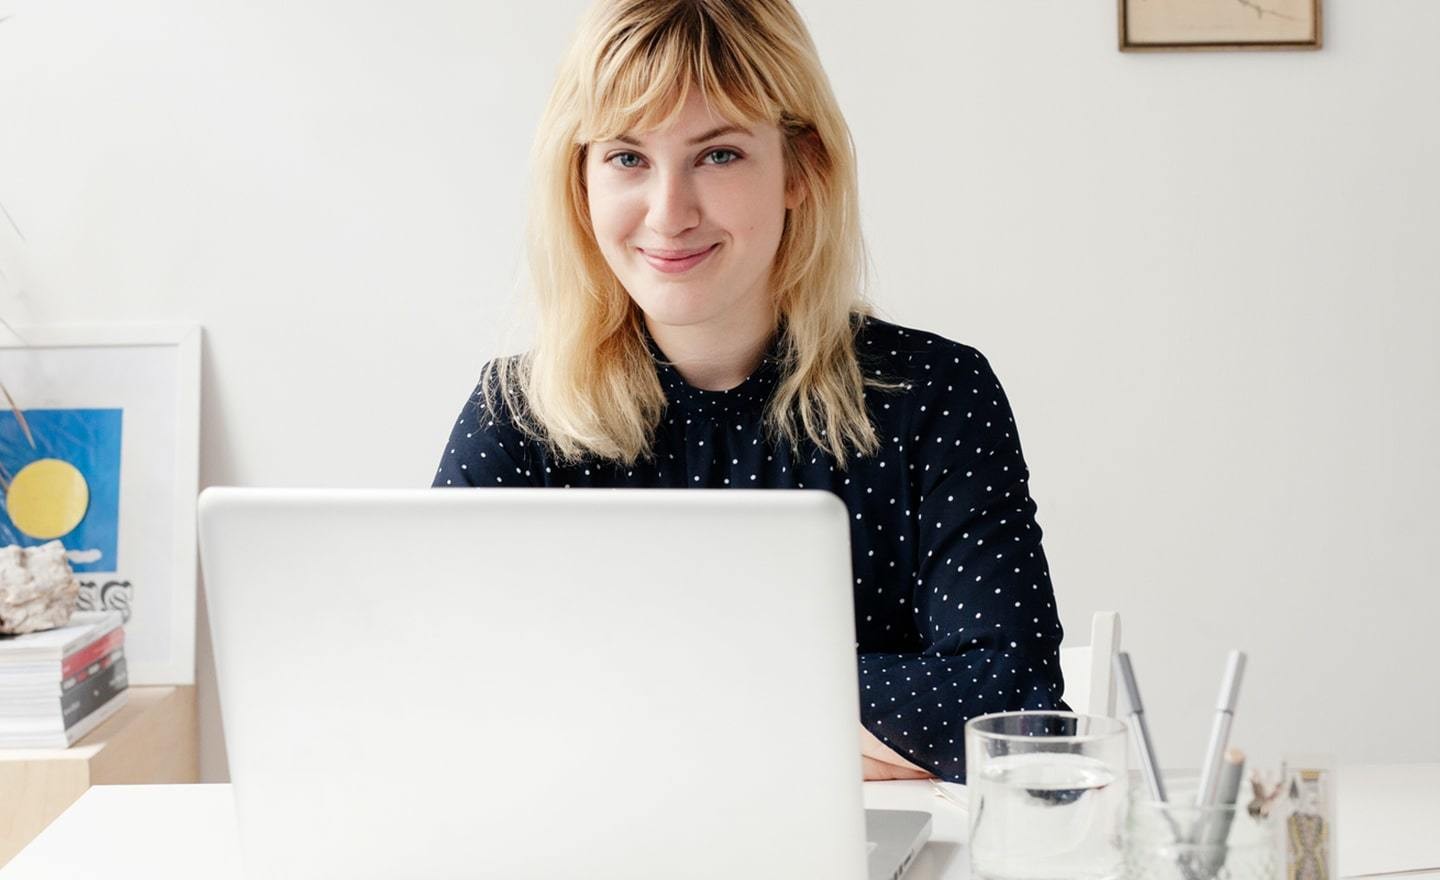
(199, 487, 870, 880)
(866, 809, 932, 880)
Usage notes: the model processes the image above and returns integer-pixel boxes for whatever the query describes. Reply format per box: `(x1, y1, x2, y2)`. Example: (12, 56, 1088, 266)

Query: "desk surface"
(0, 686, 199, 868)
(3, 766, 1437, 880)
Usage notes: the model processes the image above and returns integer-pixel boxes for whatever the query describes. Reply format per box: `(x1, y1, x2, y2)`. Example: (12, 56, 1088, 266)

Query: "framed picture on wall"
(1120, 0, 1322, 52)
(0, 323, 201, 684)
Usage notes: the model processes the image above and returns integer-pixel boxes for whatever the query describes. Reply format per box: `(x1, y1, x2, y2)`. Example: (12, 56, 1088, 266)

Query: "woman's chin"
(636, 299, 726, 332)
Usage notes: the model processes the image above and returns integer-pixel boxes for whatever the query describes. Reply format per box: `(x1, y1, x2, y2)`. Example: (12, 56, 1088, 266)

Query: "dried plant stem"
(0, 315, 24, 343)
(0, 198, 22, 242)
(0, 381, 36, 450)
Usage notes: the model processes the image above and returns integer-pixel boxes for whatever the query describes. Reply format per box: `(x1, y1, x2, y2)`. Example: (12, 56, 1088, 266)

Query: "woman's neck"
(645, 310, 777, 392)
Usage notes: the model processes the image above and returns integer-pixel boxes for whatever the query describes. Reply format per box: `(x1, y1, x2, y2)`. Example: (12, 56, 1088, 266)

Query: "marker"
(1199, 747, 1247, 877)
(1115, 652, 1168, 803)
(1195, 651, 1246, 808)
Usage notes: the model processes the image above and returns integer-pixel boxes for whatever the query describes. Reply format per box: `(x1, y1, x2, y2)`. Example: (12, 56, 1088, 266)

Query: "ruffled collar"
(643, 324, 784, 417)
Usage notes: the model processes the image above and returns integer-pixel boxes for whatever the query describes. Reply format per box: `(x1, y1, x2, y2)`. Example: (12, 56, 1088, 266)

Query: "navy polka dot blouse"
(433, 316, 1066, 783)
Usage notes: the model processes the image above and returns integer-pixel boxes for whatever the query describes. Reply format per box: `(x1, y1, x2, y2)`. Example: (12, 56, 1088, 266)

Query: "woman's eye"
(604, 149, 739, 169)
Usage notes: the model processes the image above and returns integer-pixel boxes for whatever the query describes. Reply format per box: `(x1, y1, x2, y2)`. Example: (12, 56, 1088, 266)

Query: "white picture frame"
(0, 323, 201, 684)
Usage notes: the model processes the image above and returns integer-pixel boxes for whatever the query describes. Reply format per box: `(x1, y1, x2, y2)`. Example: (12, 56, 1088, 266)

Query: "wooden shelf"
(0, 686, 199, 867)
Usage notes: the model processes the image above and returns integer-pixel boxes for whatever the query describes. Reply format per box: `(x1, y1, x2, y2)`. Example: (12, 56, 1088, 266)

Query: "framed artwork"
(1120, 0, 1322, 52)
(0, 323, 201, 683)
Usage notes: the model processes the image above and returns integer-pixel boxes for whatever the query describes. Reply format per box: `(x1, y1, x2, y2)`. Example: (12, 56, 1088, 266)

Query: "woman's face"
(585, 89, 801, 336)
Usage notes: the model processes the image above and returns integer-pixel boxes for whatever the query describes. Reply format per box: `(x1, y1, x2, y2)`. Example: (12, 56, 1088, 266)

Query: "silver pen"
(1195, 650, 1247, 808)
(1198, 747, 1247, 878)
(1115, 652, 1168, 803)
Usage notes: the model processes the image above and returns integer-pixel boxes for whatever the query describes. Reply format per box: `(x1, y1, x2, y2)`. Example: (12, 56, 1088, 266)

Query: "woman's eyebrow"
(613, 125, 754, 147)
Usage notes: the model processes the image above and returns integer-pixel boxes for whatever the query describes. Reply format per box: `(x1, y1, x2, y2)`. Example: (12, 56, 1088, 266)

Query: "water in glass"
(970, 751, 1126, 880)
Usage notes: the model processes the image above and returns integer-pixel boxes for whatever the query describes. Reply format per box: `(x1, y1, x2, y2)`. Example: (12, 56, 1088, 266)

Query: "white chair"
(1058, 611, 1121, 717)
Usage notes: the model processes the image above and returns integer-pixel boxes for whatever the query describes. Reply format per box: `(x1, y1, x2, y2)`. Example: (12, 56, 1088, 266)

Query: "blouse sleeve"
(858, 345, 1066, 783)
(432, 372, 538, 488)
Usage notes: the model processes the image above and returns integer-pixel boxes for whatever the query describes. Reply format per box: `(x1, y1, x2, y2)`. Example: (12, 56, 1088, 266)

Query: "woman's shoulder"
(851, 318, 1029, 484)
(853, 314, 996, 384)
(452, 355, 534, 441)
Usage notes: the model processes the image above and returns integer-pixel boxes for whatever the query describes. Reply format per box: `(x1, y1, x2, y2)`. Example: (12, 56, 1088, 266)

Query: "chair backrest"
(1058, 611, 1121, 717)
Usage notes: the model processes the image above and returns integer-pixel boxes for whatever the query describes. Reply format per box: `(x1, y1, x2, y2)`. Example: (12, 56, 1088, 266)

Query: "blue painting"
(0, 408, 123, 573)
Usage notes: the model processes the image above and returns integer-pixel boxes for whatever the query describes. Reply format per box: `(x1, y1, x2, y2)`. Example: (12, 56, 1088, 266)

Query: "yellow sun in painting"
(6, 458, 91, 540)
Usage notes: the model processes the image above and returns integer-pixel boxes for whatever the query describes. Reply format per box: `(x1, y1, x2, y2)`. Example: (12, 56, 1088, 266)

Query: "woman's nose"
(645, 170, 701, 239)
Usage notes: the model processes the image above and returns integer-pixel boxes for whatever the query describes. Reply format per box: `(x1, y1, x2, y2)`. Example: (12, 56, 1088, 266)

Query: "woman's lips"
(639, 243, 719, 274)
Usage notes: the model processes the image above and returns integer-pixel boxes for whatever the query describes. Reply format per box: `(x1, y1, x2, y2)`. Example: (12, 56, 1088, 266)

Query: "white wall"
(1, 0, 1435, 782)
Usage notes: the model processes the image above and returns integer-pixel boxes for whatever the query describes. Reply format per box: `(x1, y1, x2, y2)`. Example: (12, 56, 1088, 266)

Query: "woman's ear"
(785, 179, 807, 211)
(783, 128, 821, 211)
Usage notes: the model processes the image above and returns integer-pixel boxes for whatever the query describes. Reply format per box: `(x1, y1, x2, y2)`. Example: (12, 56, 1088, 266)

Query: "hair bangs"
(578, 3, 780, 144)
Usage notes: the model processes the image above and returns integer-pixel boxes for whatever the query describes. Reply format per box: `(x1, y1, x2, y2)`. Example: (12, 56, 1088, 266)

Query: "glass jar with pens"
(1116, 649, 1284, 880)
(1127, 771, 1282, 880)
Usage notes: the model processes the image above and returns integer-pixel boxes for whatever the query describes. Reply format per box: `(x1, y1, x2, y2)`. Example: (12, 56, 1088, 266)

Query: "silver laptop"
(198, 487, 930, 880)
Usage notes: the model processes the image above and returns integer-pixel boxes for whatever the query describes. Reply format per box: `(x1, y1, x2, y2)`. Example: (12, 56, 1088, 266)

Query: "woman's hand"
(860, 724, 935, 780)
(863, 755, 935, 781)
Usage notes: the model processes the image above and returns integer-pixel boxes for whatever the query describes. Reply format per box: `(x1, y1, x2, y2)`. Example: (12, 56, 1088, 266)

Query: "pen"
(1198, 747, 1247, 878)
(1115, 652, 1168, 803)
(1195, 650, 1246, 808)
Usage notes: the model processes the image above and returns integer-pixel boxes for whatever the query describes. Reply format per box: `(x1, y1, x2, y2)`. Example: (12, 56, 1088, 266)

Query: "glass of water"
(966, 711, 1129, 880)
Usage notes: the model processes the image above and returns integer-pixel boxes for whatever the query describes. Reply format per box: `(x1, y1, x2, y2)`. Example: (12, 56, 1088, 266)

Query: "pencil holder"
(1126, 776, 1281, 880)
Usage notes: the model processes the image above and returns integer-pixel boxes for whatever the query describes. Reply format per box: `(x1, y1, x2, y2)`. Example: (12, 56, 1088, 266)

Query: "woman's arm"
(857, 345, 1066, 783)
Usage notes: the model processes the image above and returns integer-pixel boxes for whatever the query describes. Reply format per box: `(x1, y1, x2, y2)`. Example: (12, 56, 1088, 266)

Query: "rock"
(0, 541, 81, 635)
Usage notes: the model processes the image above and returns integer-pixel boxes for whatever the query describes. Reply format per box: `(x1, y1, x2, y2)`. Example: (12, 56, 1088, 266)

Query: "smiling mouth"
(639, 245, 717, 259)
(638, 243, 720, 274)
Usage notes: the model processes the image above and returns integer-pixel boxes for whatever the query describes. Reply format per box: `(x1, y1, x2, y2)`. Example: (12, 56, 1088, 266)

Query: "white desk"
(3, 766, 1437, 879)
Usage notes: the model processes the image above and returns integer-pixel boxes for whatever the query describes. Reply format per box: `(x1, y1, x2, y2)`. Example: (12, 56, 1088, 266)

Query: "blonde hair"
(488, 0, 891, 467)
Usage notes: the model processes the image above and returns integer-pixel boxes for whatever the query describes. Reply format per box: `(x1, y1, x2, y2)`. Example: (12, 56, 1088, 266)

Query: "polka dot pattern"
(434, 316, 1066, 782)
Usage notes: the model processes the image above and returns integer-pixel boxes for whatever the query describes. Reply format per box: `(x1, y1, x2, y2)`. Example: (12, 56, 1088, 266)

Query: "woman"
(435, 0, 1065, 783)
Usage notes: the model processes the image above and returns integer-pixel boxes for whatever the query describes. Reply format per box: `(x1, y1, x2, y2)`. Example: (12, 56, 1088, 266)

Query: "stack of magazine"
(0, 611, 129, 748)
